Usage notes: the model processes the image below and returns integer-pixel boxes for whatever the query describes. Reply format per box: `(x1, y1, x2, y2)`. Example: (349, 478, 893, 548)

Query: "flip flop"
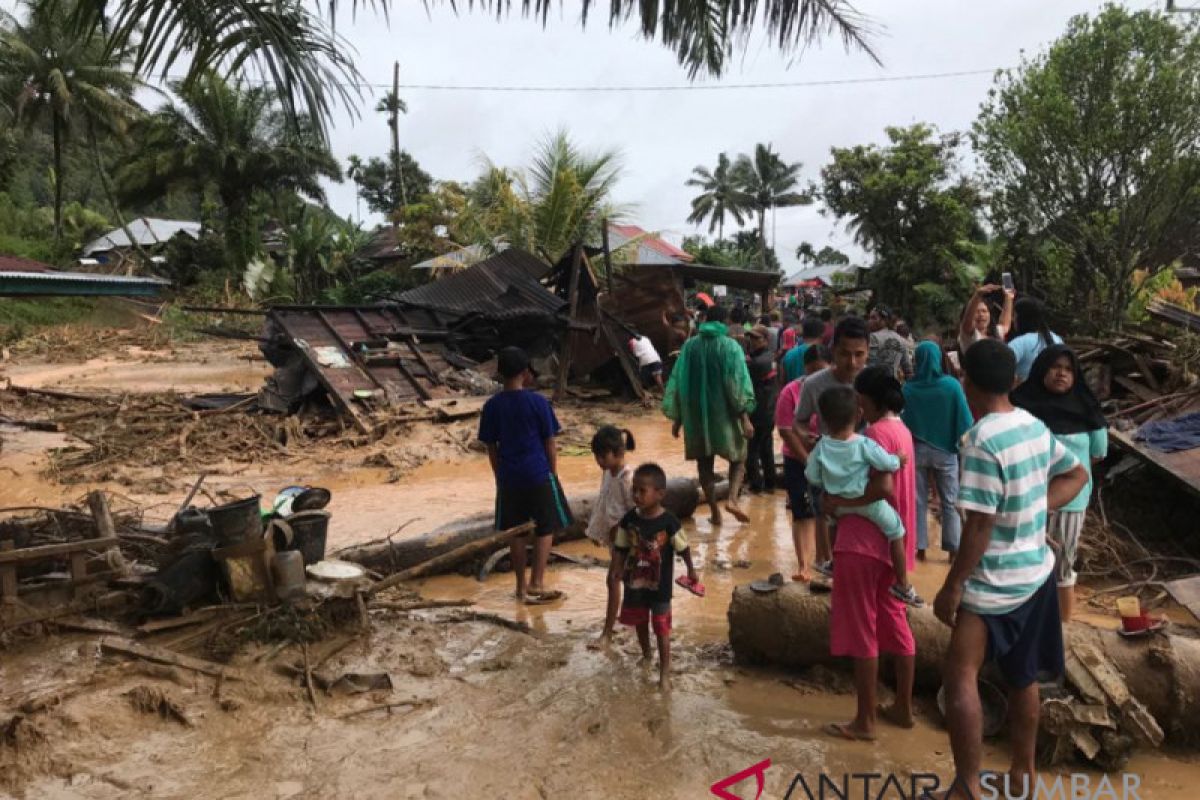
(809, 579, 832, 594)
(675, 576, 706, 597)
(822, 722, 876, 742)
(749, 580, 779, 594)
(527, 588, 564, 602)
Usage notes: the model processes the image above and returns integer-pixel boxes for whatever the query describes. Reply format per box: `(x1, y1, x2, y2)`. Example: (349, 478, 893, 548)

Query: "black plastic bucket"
(207, 495, 262, 546)
(287, 510, 330, 566)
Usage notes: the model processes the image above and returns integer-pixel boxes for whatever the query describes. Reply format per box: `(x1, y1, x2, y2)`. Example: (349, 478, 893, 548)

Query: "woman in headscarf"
(901, 341, 973, 561)
(1011, 345, 1107, 622)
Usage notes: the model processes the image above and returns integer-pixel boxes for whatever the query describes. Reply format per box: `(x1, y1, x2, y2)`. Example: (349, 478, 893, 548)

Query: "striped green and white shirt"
(957, 409, 1079, 615)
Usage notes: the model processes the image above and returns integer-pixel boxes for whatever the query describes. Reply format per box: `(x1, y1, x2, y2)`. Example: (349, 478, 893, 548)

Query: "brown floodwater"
(3, 353, 1200, 798)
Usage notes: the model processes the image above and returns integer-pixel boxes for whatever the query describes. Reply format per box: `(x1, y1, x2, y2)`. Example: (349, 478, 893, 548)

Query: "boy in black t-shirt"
(613, 463, 698, 690)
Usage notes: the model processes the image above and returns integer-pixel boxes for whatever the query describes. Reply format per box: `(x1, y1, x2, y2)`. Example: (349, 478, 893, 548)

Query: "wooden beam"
(99, 636, 247, 680)
(0, 537, 120, 565)
(87, 491, 117, 541)
(553, 243, 584, 403)
(0, 541, 15, 603)
(600, 318, 648, 402)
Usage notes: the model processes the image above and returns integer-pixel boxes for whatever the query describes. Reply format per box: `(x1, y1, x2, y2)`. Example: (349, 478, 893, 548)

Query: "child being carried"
(805, 385, 923, 607)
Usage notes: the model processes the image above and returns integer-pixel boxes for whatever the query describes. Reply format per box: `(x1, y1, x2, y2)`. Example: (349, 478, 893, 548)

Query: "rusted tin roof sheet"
(393, 248, 562, 321)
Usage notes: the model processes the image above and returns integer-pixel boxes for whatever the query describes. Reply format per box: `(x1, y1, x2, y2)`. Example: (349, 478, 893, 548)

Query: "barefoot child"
(585, 426, 636, 648)
(805, 386, 921, 606)
(612, 463, 698, 689)
(478, 346, 573, 605)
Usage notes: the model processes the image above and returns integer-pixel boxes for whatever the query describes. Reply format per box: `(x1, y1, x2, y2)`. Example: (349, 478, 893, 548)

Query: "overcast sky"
(317, 0, 1163, 274)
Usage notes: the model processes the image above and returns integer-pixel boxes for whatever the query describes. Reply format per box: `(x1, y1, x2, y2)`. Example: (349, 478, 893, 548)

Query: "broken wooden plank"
(99, 636, 246, 680)
(1112, 375, 1159, 404)
(52, 616, 132, 637)
(1073, 642, 1130, 707)
(86, 491, 117, 541)
(0, 537, 120, 565)
(1121, 697, 1165, 747)
(600, 317, 649, 402)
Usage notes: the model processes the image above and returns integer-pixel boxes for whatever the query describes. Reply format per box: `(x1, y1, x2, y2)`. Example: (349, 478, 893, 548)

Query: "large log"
(339, 477, 722, 575)
(728, 584, 1200, 742)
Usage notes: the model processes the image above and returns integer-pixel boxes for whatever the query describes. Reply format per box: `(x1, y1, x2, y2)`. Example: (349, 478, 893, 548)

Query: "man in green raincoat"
(662, 305, 757, 525)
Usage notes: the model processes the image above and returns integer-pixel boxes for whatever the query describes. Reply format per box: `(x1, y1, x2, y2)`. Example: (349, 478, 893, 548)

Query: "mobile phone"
(947, 351, 961, 371)
(1001, 272, 1015, 293)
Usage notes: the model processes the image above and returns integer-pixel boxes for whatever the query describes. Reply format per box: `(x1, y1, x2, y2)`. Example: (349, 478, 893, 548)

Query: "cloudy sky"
(318, 0, 1163, 274)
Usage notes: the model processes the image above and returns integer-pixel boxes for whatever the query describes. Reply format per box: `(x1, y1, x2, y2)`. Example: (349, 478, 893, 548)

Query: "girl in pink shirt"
(822, 366, 917, 742)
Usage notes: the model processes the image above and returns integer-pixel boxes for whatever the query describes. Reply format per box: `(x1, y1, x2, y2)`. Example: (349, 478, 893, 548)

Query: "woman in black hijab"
(1011, 345, 1107, 621)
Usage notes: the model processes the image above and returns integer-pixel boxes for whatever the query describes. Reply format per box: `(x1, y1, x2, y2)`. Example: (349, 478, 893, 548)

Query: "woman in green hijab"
(663, 305, 757, 525)
(900, 340, 973, 559)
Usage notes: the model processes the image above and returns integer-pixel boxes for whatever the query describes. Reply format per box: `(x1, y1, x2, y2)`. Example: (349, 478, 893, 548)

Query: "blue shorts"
(980, 576, 1064, 689)
(783, 458, 814, 521)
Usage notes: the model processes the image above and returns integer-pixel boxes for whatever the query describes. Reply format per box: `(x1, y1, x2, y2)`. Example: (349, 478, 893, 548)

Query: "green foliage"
(115, 73, 342, 272)
(682, 231, 779, 272)
(348, 151, 432, 217)
(686, 152, 747, 239)
(973, 5, 1200, 331)
(733, 143, 811, 269)
(820, 123, 982, 328)
(455, 130, 623, 264)
(795, 242, 849, 266)
(159, 231, 231, 288)
(283, 206, 372, 302)
(0, 0, 141, 242)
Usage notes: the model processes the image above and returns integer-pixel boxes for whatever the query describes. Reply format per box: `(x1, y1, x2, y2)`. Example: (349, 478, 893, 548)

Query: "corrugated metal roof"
(608, 223, 694, 264)
(82, 217, 201, 256)
(0, 269, 170, 297)
(393, 248, 563, 321)
(665, 263, 781, 293)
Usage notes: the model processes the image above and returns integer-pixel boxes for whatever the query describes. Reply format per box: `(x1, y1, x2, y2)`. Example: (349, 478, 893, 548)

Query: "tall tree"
(460, 130, 622, 265)
(348, 151, 431, 217)
(821, 124, 982, 326)
(686, 152, 747, 239)
(68, 1, 874, 136)
(115, 73, 341, 271)
(0, 0, 141, 243)
(733, 143, 810, 269)
(795, 241, 850, 267)
(973, 6, 1200, 329)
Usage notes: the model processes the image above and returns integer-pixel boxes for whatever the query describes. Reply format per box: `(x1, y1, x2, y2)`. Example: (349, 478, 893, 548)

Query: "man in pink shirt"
(775, 344, 831, 582)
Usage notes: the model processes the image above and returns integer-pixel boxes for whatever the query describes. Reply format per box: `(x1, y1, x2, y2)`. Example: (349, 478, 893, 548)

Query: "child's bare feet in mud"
(708, 505, 723, 526)
(724, 503, 750, 524)
(587, 632, 613, 651)
(659, 673, 672, 691)
(877, 703, 914, 729)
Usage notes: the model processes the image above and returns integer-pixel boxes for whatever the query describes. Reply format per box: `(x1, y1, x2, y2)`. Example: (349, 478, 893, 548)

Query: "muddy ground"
(2, 324, 1200, 799)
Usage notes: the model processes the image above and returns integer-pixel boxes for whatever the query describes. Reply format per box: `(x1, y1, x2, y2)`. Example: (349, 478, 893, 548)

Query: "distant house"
(606, 222, 695, 265)
(81, 217, 202, 273)
(0, 253, 169, 297)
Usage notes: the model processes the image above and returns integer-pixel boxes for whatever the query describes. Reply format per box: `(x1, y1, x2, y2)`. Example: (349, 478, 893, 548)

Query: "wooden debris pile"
(2, 324, 174, 364)
(1072, 326, 1200, 427)
(1076, 510, 1200, 612)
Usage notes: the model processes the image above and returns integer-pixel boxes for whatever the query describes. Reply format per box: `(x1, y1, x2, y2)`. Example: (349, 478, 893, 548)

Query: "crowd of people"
(476, 284, 1108, 795)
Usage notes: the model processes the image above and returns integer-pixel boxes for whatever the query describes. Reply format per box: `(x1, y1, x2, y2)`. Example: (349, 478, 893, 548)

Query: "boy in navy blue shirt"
(478, 347, 573, 604)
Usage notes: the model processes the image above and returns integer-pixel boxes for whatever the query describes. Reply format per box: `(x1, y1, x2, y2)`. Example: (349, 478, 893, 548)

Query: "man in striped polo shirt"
(933, 339, 1087, 799)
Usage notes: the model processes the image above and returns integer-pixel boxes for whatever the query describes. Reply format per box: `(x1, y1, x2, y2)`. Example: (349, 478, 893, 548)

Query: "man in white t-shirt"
(629, 335, 664, 390)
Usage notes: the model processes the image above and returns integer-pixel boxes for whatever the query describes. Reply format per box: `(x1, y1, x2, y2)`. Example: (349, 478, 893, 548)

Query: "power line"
(165, 66, 1004, 93)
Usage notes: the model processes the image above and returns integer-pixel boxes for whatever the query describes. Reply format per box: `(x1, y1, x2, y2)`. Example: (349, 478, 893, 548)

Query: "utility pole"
(391, 61, 408, 213)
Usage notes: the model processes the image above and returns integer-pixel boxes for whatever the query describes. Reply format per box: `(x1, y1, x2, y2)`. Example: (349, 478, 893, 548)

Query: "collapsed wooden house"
(256, 244, 781, 427)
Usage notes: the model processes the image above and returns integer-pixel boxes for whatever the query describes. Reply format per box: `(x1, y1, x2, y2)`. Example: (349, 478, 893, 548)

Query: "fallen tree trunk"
(728, 584, 1200, 743)
(340, 477, 724, 576)
(366, 522, 534, 597)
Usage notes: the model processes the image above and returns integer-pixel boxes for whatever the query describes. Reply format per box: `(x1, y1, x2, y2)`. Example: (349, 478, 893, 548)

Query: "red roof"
(0, 254, 55, 273)
(608, 223, 694, 263)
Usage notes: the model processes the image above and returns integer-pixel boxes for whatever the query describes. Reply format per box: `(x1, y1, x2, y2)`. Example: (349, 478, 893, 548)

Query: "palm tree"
(67, 1, 874, 136)
(114, 73, 341, 271)
(346, 154, 364, 220)
(0, 0, 142, 243)
(686, 153, 748, 240)
(375, 89, 408, 210)
(458, 131, 622, 265)
(733, 143, 811, 269)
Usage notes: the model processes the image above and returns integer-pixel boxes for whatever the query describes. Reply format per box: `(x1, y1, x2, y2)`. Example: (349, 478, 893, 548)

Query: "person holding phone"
(958, 278, 1015, 355)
